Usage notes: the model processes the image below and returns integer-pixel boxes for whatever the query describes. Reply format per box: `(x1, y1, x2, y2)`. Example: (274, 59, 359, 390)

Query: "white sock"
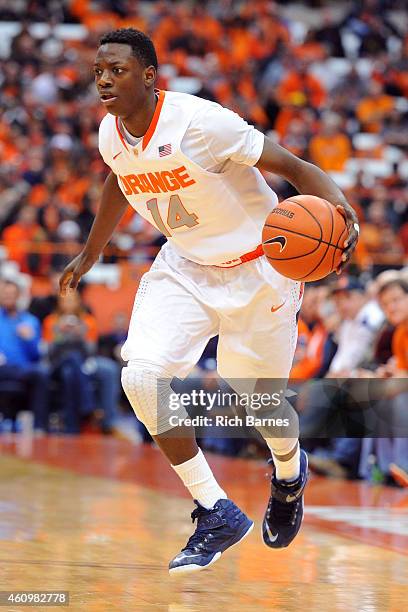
(171, 448, 228, 509)
(265, 439, 300, 482)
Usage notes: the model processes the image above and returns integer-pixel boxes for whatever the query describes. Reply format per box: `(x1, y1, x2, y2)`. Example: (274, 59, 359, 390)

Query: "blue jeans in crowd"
(359, 392, 408, 477)
(53, 351, 94, 434)
(0, 363, 50, 430)
(89, 356, 120, 429)
(331, 438, 362, 471)
(54, 353, 121, 433)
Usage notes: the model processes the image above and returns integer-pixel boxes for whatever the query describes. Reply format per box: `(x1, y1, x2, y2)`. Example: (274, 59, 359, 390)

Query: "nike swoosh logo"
(177, 553, 203, 560)
(286, 493, 300, 503)
(113, 151, 122, 160)
(271, 300, 286, 313)
(264, 521, 278, 543)
(263, 235, 287, 252)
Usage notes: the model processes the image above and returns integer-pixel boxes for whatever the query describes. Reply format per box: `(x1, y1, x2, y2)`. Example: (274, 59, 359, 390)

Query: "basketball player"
(60, 29, 359, 573)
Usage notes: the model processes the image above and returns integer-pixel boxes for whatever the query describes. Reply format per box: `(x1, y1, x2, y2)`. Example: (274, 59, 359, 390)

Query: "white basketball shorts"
(121, 243, 303, 379)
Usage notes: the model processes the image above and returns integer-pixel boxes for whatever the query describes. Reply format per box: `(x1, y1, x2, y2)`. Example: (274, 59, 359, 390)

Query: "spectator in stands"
(388, 35, 408, 97)
(356, 81, 394, 133)
(0, 175, 25, 232)
(299, 278, 384, 478)
(382, 110, 408, 148)
(364, 270, 401, 366)
(291, 284, 338, 381)
(43, 291, 124, 436)
(292, 29, 327, 63)
(1, 2, 407, 278)
(400, 221, 408, 257)
(2, 206, 46, 274)
(0, 278, 49, 431)
(276, 60, 326, 109)
(290, 317, 310, 379)
(98, 310, 128, 363)
(360, 199, 405, 271)
(43, 291, 95, 433)
(314, 12, 346, 57)
(359, 14, 401, 57)
(374, 278, 408, 377)
(331, 65, 368, 114)
(341, 0, 402, 57)
(9, 23, 40, 66)
(309, 112, 352, 172)
(280, 118, 309, 158)
(52, 219, 83, 271)
(29, 268, 88, 324)
(359, 277, 408, 486)
(329, 278, 385, 375)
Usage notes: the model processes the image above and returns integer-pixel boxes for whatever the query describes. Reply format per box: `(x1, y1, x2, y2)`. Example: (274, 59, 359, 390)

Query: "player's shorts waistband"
(214, 244, 264, 268)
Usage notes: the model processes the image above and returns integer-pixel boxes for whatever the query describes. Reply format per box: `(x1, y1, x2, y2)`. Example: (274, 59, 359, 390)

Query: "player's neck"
(120, 90, 158, 139)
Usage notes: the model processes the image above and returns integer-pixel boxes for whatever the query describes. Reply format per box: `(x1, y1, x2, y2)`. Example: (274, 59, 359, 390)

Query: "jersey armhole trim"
(115, 116, 130, 152)
(142, 89, 166, 151)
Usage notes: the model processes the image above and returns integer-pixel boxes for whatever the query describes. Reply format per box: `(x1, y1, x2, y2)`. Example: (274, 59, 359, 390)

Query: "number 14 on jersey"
(147, 195, 198, 237)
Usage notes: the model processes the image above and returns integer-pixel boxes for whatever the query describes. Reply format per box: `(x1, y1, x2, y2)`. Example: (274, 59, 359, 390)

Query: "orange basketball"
(262, 195, 348, 282)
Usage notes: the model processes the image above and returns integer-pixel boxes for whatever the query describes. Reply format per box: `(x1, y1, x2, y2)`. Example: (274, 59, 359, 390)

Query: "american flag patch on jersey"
(159, 143, 172, 157)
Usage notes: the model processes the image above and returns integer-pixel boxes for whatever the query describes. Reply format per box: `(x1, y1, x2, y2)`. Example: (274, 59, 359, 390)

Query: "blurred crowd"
(1, 0, 408, 272)
(199, 268, 408, 488)
(292, 270, 408, 487)
(0, 0, 407, 487)
(0, 267, 407, 486)
(0, 274, 143, 441)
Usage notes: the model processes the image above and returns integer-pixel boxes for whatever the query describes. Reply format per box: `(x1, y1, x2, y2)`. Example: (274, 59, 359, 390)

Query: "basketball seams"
(265, 250, 318, 265)
(263, 224, 344, 251)
(265, 254, 308, 280)
(326, 199, 334, 245)
(295, 246, 335, 281)
(265, 245, 320, 261)
(296, 199, 335, 281)
(285, 198, 323, 242)
(263, 196, 348, 281)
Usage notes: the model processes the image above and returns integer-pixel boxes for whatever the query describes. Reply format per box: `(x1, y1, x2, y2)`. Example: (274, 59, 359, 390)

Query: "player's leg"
(121, 246, 253, 572)
(217, 265, 303, 477)
(217, 260, 308, 548)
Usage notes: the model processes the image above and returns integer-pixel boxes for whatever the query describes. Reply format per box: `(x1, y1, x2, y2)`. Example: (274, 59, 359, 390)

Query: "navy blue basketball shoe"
(169, 499, 253, 574)
(262, 449, 308, 549)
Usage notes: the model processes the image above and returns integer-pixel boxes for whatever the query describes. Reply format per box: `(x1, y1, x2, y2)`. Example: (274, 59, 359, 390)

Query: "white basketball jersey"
(98, 90, 278, 266)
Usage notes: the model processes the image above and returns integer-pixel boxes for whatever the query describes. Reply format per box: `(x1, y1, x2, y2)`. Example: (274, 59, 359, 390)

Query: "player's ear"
(144, 66, 156, 88)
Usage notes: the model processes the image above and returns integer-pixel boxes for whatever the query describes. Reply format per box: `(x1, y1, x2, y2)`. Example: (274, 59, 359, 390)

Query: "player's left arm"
(256, 138, 359, 272)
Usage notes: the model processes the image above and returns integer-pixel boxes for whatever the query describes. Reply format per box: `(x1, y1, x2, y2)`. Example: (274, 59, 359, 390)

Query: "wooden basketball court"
(0, 435, 406, 611)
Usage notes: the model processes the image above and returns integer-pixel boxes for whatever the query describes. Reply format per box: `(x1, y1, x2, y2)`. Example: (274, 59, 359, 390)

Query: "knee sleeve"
(121, 360, 187, 436)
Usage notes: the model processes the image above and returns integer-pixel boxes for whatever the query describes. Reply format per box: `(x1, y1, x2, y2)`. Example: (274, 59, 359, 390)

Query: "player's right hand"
(59, 252, 97, 296)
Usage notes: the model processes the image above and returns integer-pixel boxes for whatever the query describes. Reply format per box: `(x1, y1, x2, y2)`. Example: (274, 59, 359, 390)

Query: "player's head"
(377, 278, 408, 326)
(95, 28, 158, 118)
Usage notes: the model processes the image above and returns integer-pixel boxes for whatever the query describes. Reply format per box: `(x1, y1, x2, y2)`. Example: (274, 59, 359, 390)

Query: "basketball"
(262, 195, 348, 282)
